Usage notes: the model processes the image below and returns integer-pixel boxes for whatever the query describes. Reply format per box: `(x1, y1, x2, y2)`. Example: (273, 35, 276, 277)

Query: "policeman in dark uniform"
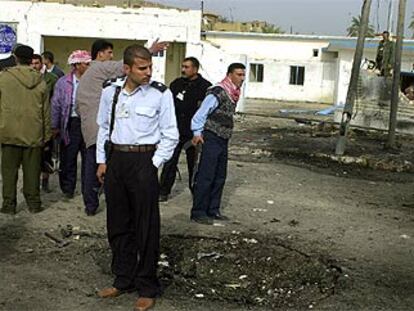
(159, 57, 211, 201)
(96, 45, 178, 311)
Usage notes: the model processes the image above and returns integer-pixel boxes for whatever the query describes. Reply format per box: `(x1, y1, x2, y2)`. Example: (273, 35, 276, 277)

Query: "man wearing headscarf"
(51, 50, 91, 204)
(190, 63, 246, 225)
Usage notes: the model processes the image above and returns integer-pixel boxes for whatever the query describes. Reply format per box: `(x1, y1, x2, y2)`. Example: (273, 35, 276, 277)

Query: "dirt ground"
(0, 114, 413, 311)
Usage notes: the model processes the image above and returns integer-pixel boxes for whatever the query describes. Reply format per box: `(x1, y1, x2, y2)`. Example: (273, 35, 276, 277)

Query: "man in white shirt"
(96, 45, 178, 311)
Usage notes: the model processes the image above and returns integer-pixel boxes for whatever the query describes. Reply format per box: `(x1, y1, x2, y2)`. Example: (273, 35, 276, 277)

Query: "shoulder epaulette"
(150, 81, 167, 93)
(102, 75, 126, 88)
(103, 77, 117, 88)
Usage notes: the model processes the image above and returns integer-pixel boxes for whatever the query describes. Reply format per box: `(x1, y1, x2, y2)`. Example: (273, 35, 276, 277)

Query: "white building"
(201, 31, 414, 112)
(0, 0, 201, 84)
(1, 0, 414, 121)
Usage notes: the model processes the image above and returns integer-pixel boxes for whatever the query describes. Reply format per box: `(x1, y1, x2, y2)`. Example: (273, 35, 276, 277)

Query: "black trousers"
(159, 139, 196, 196)
(105, 150, 160, 297)
(59, 117, 85, 196)
(191, 131, 228, 218)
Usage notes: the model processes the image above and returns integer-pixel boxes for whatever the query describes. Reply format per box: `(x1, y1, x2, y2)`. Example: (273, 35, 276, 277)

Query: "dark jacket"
(50, 65, 65, 78)
(0, 56, 16, 71)
(170, 74, 211, 140)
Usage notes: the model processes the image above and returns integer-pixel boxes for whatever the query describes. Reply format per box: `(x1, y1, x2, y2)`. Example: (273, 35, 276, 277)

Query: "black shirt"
(170, 74, 212, 140)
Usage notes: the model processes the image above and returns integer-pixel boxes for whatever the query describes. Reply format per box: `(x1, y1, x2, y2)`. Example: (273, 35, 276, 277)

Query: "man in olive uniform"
(0, 45, 51, 214)
(375, 31, 395, 77)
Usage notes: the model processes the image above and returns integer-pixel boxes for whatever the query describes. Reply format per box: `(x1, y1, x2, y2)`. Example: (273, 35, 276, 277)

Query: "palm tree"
(347, 15, 376, 37)
(409, 12, 414, 38)
(262, 24, 284, 34)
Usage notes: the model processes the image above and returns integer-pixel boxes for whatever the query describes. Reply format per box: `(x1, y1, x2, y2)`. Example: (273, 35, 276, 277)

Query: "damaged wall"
(334, 49, 414, 106)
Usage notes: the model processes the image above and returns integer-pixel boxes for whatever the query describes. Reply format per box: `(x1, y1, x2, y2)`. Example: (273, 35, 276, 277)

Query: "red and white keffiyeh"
(218, 76, 241, 104)
(67, 50, 91, 65)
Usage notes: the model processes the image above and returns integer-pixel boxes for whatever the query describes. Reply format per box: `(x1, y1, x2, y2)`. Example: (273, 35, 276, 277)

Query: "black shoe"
(0, 206, 16, 215)
(190, 216, 214, 225)
(28, 206, 44, 213)
(159, 194, 169, 202)
(210, 214, 230, 221)
(85, 210, 96, 216)
(63, 192, 74, 199)
(41, 179, 52, 193)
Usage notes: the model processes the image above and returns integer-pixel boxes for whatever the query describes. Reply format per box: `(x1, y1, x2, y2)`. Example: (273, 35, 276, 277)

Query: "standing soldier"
(375, 31, 395, 77)
(0, 45, 51, 214)
(51, 50, 91, 200)
(96, 45, 178, 311)
(190, 63, 246, 225)
(159, 57, 211, 202)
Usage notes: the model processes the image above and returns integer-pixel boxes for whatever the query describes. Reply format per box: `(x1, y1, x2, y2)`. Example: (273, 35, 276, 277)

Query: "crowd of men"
(0, 40, 245, 311)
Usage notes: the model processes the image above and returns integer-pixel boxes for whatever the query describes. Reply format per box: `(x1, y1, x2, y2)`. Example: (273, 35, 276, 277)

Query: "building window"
(313, 49, 319, 57)
(289, 66, 305, 85)
(249, 63, 264, 82)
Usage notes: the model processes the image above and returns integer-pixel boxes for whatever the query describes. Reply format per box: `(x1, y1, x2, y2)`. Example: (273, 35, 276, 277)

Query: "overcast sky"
(151, 0, 414, 36)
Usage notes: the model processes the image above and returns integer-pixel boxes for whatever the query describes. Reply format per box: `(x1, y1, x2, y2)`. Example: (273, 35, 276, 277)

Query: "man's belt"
(112, 144, 156, 153)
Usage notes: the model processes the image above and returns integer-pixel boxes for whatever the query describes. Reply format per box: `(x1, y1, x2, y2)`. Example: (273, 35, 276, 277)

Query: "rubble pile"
(159, 234, 342, 309)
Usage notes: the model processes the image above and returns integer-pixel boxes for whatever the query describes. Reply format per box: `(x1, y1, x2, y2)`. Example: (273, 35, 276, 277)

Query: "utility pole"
(387, 0, 393, 32)
(201, 0, 204, 30)
(335, 0, 373, 155)
(387, 0, 407, 148)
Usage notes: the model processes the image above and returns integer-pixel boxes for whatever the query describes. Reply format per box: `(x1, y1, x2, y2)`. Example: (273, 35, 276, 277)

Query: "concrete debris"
(44, 232, 70, 248)
(312, 153, 413, 173)
(213, 222, 225, 227)
(242, 238, 258, 244)
(288, 219, 300, 227)
(253, 208, 268, 212)
(197, 252, 223, 261)
(158, 261, 170, 267)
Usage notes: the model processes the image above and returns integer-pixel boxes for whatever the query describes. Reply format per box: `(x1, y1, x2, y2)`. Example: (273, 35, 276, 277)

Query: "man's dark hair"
(91, 39, 114, 60)
(183, 57, 200, 69)
(15, 56, 32, 66)
(382, 30, 390, 35)
(32, 54, 42, 62)
(227, 63, 246, 74)
(14, 45, 34, 66)
(42, 51, 54, 63)
(123, 44, 152, 67)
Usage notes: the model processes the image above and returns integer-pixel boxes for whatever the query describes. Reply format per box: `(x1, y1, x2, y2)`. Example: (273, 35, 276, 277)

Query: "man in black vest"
(190, 63, 246, 225)
(159, 57, 211, 202)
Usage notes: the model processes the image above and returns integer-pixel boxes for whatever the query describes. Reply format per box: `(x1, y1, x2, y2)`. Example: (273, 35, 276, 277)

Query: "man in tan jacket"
(0, 45, 51, 214)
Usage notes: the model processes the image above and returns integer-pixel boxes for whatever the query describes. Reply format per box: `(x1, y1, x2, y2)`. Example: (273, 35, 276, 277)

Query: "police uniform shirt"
(96, 77, 179, 167)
